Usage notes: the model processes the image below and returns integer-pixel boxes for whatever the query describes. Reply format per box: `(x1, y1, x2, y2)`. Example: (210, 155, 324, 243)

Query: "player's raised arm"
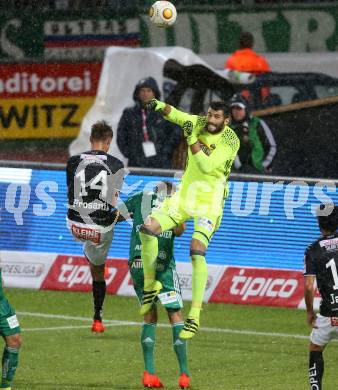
(116, 193, 138, 222)
(183, 119, 239, 174)
(193, 143, 237, 174)
(146, 98, 198, 128)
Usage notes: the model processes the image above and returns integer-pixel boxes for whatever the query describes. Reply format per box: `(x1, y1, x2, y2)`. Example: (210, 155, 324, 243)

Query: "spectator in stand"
(117, 77, 181, 169)
(229, 94, 276, 174)
(225, 31, 271, 74)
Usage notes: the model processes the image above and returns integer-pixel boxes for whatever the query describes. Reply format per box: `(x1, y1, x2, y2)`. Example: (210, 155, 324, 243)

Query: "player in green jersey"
(138, 99, 240, 339)
(119, 181, 190, 388)
(0, 269, 21, 390)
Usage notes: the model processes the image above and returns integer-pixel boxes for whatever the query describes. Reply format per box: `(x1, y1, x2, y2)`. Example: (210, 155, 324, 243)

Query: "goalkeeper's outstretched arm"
(146, 99, 197, 128)
(146, 99, 172, 115)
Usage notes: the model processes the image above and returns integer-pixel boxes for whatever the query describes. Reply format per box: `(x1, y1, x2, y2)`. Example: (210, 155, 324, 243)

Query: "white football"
(149, 1, 177, 28)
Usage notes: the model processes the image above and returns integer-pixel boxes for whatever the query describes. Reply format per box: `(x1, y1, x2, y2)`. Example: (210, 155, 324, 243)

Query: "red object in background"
(41, 255, 129, 294)
(0, 63, 102, 98)
(210, 266, 310, 308)
(225, 48, 271, 73)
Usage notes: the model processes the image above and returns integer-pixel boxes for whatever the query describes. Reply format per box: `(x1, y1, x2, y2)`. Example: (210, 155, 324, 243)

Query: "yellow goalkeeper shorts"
(150, 191, 223, 248)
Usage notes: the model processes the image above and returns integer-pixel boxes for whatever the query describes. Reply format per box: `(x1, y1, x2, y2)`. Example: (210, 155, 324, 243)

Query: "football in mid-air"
(149, 1, 177, 28)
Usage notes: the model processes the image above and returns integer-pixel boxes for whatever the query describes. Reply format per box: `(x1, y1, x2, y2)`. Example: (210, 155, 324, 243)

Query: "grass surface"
(5, 288, 338, 389)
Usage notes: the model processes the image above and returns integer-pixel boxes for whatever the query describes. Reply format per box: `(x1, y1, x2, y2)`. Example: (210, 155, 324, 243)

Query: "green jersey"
(166, 107, 240, 211)
(123, 191, 176, 269)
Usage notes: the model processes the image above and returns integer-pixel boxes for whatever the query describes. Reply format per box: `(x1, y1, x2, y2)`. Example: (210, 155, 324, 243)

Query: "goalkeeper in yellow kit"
(139, 99, 240, 340)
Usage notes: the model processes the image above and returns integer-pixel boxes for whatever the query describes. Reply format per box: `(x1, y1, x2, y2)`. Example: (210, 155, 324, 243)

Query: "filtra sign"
(0, 71, 92, 95)
(0, 63, 99, 97)
(0, 63, 102, 138)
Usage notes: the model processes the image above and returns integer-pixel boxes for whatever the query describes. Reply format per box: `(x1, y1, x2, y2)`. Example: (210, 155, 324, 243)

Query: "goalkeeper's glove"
(145, 98, 166, 112)
(182, 121, 198, 146)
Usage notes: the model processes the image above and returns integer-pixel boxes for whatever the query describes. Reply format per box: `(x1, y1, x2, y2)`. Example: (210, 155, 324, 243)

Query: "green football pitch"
(5, 288, 338, 390)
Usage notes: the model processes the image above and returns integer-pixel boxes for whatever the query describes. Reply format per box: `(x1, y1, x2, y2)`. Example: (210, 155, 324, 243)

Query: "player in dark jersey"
(66, 120, 124, 333)
(118, 181, 190, 389)
(303, 203, 338, 390)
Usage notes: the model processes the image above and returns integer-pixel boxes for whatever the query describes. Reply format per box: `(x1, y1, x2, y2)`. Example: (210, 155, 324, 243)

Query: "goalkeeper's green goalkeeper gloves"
(182, 121, 198, 146)
(145, 98, 166, 112)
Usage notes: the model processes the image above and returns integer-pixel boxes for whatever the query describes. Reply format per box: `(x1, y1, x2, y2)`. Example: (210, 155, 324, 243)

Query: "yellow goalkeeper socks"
(189, 254, 208, 319)
(140, 231, 158, 287)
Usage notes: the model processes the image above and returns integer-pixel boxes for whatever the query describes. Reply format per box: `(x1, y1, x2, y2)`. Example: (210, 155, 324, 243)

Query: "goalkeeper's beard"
(206, 122, 224, 134)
